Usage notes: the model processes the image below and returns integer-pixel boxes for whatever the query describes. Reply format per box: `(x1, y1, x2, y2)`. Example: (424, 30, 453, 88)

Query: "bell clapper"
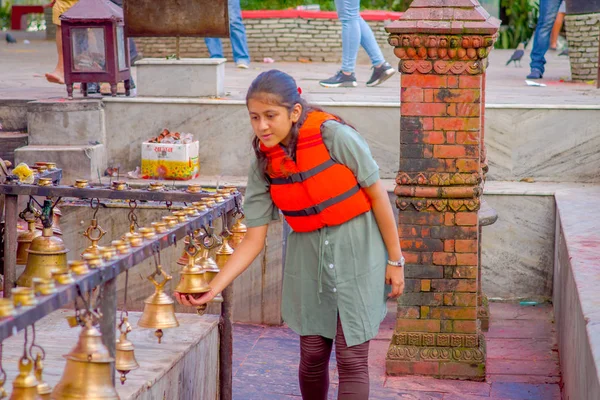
(155, 329, 163, 344)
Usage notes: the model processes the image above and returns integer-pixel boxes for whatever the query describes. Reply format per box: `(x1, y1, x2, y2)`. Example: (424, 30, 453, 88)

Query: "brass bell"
(215, 236, 234, 269)
(51, 319, 119, 400)
(34, 355, 51, 399)
(197, 246, 222, 303)
(17, 227, 69, 288)
(138, 265, 179, 344)
(230, 218, 247, 249)
(81, 253, 103, 269)
(68, 260, 90, 276)
(17, 219, 41, 265)
(161, 216, 179, 229)
(175, 243, 211, 315)
(82, 219, 107, 257)
(111, 240, 131, 255)
(115, 316, 139, 384)
(9, 356, 40, 400)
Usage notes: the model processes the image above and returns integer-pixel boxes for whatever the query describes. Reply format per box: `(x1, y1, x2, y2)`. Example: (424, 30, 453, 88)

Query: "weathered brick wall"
(134, 18, 393, 63)
(564, 13, 600, 82)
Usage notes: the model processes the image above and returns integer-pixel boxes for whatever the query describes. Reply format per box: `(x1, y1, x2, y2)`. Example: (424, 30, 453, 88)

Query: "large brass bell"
(9, 356, 39, 400)
(17, 227, 69, 288)
(34, 355, 51, 400)
(115, 316, 139, 384)
(138, 266, 179, 343)
(230, 217, 247, 249)
(16, 219, 41, 265)
(174, 241, 211, 315)
(51, 318, 119, 400)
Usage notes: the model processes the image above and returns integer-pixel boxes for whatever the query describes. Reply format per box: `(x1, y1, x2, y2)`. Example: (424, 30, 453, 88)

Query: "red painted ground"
(232, 302, 561, 399)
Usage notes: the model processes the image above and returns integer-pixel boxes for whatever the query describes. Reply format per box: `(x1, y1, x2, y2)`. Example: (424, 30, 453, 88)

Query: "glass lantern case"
(60, 0, 132, 99)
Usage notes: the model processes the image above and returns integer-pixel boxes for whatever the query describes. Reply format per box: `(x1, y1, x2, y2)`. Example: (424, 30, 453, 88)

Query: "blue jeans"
(335, 0, 385, 73)
(204, 0, 250, 64)
(530, 0, 563, 74)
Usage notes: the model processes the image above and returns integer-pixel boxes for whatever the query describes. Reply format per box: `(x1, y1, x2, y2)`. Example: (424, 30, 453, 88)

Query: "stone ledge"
(553, 187, 600, 400)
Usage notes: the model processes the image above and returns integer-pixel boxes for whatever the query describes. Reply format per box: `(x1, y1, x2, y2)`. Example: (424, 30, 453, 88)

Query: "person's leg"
(358, 18, 385, 67)
(335, 0, 361, 74)
(550, 12, 565, 50)
(299, 335, 334, 400)
(529, 0, 563, 77)
(204, 38, 224, 58)
(334, 317, 370, 399)
(46, 28, 65, 84)
(228, 0, 250, 66)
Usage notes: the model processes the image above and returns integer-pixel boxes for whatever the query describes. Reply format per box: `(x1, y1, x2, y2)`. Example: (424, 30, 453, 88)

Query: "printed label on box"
(141, 141, 200, 180)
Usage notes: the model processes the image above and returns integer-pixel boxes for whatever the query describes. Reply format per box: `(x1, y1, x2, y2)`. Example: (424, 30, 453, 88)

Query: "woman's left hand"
(385, 265, 405, 298)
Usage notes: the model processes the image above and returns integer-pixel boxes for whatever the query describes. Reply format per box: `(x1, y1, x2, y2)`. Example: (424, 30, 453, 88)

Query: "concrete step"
(0, 132, 28, 165)
(1, 309, 219, 400)
(14, 144, 106, 185)
(0, 99, 29, 132)
(27, 99, 106, 146)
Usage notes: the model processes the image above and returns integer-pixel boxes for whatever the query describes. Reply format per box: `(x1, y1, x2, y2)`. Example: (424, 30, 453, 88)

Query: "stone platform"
(1, 310, 219, 400)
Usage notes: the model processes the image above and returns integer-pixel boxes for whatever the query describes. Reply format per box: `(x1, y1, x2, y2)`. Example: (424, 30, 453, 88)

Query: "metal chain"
(28, 324, 45, 361)
(128, 200, 139, 230)
(120, 270, 129, 322)
(22, 326, 28, 358)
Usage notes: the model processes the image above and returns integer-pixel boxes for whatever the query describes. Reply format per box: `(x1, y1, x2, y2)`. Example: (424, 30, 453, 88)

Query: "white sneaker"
(236, 62, 249, 69)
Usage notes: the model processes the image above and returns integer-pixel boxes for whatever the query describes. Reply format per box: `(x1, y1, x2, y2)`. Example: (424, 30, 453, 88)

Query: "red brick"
(458, 75, 482, 89)
(397, 306, 420, 318)
(420, 305, 430, 318)
(399, 212, 444, 225)
(443, 293, 453, 306)
(422, 131, 445, 144)
(444, 239, 455, 252)
(456, 253, 478, 266)
(456, 131, 479, 144)
(433, 144, 476, 158)
(441, 320, 453, 332)
(455, 239, 478, 253)
(433, 252, 457, 265)
(402, 74, 447, 88)
(421, 280, 431, 292)
(424, 89, 434, 102)
(452, 266, 478, 279)
(421, 226, 431, 237)
(453, 320, 477, 333)
(446, 131, 456, 144)
(423, 145, 433, 158)
(440, 362, 485, 379)
(401, 87, 424, 103)
(444, 213, 455, 226)
(430, 226, 478, 239)
(386, 361, 440, 376)
(396, 318, 440, 332)
(451, 293, 477, 307)
(402, 102, 448, 117)
(433, 117, 480, 131)
(431, 279, 477, 293)
(398, 225, 420, 238)
(447, 75, 459, 88)
(456, 103, 481, 117)
(434, 89, 481, 103)
(403, 251, 420, 264)
(446, 103, 457, 116)
(456, 212, 478, 226)
(401, 238, 443, 252)
(456, 159, 479, 172)
(429, 307, 477, 320)
(422, 117, 434, 130)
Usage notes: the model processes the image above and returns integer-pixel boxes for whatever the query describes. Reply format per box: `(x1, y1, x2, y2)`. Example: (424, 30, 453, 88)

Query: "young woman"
(175, 70, 405, 400)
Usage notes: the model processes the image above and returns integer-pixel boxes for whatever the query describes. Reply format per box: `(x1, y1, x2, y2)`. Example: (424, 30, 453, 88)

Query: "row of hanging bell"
(17, 201, 69, 288)
(174, 240, 212, 316)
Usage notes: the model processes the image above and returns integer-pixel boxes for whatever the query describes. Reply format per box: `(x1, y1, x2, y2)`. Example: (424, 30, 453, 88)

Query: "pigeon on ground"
(506, 43, 525, 67)
(5, 33, 16, 44)
(559, 49, 569, 56)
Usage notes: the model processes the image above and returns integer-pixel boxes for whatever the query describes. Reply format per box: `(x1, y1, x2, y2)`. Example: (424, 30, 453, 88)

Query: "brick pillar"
(384, 0, 499, 381)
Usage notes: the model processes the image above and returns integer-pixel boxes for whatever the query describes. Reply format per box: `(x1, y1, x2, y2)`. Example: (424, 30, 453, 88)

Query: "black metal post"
(3, 194, 18, 297)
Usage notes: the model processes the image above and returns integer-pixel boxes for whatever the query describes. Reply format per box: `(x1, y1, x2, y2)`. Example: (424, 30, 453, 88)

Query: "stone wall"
(134, 12, 399, 63)
(564, 13, 600, 82)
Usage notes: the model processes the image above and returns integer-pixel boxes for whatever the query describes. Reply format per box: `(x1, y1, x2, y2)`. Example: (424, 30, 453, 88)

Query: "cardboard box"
(141, 141, 199, 180)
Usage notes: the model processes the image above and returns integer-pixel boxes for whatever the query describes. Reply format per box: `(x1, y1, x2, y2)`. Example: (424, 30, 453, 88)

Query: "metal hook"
(120, 270, 129, 322)
(28, 324, 45, 361)
(90, 198, 100, 220)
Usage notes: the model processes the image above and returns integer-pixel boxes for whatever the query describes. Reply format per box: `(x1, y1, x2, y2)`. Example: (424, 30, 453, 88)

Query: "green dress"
(243, 120, 388, 347)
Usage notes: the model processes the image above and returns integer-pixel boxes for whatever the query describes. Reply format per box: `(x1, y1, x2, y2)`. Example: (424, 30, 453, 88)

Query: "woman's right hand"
(174, 289, 216, 308)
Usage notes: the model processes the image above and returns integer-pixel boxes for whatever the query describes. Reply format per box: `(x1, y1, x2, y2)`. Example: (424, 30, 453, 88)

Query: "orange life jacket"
(260, 111, 372, 232)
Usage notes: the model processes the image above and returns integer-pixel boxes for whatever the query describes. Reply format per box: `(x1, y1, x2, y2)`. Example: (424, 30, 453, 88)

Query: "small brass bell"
(138, 266, 179, 343)
(115, 316, 139, 384)
(17, 227, 69, 288)
(175, 243, 211, 315)
(51, 318, 119, 400)
(215, 236, 234, 269)
(16, 219, 41, 265)
(82, 219, 107, 257)
(9, 356, 40, 400)
(34, 355, 51, 400)
(230, 218, 247, 249)
(197, 246, 222, 303)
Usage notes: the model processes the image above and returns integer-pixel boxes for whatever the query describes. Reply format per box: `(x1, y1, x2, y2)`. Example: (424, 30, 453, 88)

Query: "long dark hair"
(246, 70, 345, 176)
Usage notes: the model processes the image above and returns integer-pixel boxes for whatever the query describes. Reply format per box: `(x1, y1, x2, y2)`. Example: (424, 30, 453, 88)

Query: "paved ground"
(1, 39, 598, 105)
(231, 302, 561, 399)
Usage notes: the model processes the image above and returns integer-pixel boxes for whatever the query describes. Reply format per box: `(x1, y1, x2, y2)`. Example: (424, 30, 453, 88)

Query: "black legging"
(299, 317, 370, 400)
